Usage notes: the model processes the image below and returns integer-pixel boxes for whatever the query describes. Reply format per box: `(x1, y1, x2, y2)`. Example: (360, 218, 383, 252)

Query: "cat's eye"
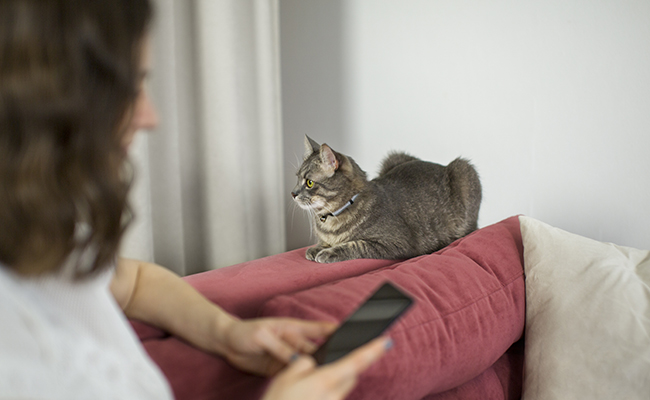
(306, 179, 314, 188)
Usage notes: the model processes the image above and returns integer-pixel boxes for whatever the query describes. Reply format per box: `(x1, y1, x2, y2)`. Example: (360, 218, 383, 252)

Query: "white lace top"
(0, 264, 174, 400)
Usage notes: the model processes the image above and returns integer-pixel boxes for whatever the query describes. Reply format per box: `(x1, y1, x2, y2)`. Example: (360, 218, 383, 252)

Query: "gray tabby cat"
(291, 136, 481, 263)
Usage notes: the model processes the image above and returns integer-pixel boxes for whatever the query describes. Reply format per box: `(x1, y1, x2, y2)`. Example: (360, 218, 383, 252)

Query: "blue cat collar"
(319, 194, 359, 222)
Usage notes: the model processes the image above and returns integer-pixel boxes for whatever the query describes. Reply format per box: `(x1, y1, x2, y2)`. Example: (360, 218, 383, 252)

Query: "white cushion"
(520, 216, 650, 400)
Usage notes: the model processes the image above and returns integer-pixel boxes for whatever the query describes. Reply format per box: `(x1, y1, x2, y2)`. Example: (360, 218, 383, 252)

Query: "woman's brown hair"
(0, 0, 152, 277)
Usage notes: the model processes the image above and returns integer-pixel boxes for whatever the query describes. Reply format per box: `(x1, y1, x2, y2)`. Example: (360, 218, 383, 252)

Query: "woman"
(0, 0, 390, 399)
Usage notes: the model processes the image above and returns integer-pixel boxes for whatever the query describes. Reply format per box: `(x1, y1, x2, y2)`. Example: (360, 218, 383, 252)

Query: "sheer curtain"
(120, 0, 286, 275)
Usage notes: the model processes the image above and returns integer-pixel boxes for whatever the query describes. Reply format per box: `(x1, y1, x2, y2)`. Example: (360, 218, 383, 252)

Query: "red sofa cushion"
(135, 252, 398, 398)
(260, 216, 525, 399)
(422, 340, 524, 400)
(136, 216, 525, 400)
(131, 252, 396, 340)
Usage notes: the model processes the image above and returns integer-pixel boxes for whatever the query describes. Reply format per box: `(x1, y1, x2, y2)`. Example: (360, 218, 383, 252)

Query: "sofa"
(131, 215, 650, 400)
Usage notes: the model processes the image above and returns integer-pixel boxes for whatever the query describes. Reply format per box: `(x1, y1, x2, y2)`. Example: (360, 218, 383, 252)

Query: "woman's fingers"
(238, 317, 385, 381)
(278, 320, 336, 354)
(325, 336, 392, 377)
(313, 336, 393, 398)
(281, 355, 318, 380)
(252, 326, 299, 364)
(257, 319, 337, 362)
(293, 319, 338, 338)
(261, 336, 391, 400)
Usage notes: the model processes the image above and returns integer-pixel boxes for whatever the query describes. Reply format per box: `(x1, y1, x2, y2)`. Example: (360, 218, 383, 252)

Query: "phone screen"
(312, 282, 414, 365)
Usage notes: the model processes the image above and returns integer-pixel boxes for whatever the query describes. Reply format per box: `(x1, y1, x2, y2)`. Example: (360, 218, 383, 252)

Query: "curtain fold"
(120, 0, 286, 275)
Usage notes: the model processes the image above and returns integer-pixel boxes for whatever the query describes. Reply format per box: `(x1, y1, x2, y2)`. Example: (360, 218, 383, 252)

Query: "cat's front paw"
(314, 247, 350, 263)
(305, 246, 323, 261)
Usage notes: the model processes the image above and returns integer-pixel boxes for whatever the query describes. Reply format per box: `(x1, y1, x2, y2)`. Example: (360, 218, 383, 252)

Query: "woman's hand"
(219, 318, 337, 376)
(262, 336, 391, 400)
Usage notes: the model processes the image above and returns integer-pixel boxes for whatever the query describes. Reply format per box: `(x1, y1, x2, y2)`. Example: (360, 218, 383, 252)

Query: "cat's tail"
(447, 158, 482, 232)
(378, 151, 419, 176)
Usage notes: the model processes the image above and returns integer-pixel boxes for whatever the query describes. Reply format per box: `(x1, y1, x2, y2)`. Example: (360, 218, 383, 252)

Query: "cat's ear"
(304, 135, 320, 159)
(320, 144, 339, 175)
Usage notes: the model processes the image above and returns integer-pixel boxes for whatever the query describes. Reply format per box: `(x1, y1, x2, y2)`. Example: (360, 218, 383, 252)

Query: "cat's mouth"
(293, 196, 325, 213)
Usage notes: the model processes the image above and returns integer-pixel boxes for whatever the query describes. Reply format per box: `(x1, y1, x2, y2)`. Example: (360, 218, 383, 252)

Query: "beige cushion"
(520, 216, 650, 400)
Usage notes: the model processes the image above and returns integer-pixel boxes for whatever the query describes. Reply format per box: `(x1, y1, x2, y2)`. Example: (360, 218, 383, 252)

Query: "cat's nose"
(291, 192, 297, 199)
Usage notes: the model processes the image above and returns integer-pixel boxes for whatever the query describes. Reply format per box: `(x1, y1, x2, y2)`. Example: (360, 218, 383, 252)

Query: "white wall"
(280, 0, 650, 250)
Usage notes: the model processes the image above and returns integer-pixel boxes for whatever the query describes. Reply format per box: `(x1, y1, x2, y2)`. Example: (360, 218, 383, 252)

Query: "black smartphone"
(312, 281, 414, 365)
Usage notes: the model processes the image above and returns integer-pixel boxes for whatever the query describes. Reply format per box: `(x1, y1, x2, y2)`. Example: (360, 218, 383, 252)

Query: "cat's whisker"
(287, 200, 297, 232)
(320, 201, 336, 215)
(288, 198, 317, 242)
(288, 155, 298, 171)
(305, 207, 316, 241)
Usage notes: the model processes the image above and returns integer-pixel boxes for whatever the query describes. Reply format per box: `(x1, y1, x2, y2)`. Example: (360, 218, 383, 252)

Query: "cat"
(291, 135, 482, 263)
